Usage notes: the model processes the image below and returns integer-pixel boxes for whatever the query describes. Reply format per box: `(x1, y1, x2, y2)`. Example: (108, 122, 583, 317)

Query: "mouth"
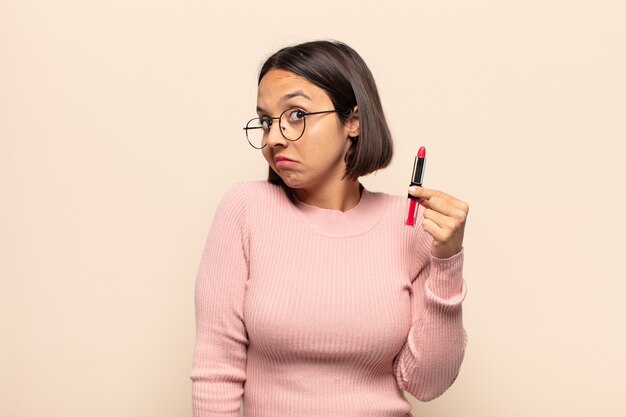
(274, 155, 298, 169)
(274, 155, 296, 162)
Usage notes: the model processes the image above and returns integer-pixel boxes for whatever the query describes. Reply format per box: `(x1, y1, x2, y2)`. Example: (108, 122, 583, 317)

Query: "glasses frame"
(243, 108, 341, 149)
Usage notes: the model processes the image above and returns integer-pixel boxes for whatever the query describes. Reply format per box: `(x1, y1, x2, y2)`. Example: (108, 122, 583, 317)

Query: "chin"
(279, 173, 312, 190)
(281, 177, 304, 189)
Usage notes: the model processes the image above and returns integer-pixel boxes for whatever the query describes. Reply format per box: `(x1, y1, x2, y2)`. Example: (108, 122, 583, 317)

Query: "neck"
(293, 179, 362, 212)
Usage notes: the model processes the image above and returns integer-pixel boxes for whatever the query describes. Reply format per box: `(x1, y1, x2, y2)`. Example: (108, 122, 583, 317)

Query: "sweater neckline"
(286, 186, 386, 237)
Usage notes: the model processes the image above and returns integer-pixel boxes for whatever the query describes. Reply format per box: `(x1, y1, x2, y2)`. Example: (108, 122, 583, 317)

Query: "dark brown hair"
(258, 40, 394, 185)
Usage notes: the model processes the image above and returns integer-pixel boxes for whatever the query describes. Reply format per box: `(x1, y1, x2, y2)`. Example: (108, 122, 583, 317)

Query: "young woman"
(191, 40, 469, 417)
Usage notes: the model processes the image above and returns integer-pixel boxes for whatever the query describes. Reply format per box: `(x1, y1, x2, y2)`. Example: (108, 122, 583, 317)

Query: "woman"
(190, 40, 469, 417)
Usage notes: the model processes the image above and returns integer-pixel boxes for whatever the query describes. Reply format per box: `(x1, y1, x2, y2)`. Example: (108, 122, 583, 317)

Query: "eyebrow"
(256, 90, 312, 113)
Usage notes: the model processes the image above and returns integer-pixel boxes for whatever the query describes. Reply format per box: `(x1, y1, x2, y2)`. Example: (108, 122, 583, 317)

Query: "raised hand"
(408, 186, 469, 259)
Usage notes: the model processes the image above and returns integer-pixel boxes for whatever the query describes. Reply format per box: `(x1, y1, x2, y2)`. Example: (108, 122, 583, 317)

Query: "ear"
(344, 106, 360, 138)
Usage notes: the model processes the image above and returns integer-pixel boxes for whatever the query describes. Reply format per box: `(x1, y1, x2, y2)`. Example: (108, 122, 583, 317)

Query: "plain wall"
(2, 0, 625, 416)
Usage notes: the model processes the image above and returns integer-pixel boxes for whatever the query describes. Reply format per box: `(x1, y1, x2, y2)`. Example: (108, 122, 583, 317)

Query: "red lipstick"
(405, 146, 427, 227)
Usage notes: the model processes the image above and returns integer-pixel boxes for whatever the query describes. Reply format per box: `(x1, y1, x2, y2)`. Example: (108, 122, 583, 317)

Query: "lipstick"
(405, 146, 426, 227)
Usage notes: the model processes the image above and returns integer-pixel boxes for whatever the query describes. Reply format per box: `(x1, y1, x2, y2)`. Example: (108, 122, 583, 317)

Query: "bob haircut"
(258, 40, 394, 185)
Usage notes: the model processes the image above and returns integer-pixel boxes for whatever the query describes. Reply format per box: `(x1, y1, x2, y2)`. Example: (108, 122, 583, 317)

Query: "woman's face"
(257, 68, 359, 190)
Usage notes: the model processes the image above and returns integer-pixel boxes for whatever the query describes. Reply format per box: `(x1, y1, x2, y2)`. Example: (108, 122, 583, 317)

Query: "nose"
(264, 120, 288, 148)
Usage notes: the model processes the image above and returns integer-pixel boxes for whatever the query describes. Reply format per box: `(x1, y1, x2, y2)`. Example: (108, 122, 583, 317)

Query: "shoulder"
(222, 181, 287, 203)
(364, 189, 432, 272)
(372, 189, 427, 220)
(365, 188, 428, 239)
(212, 181, 292, 238)
(365, 189, 407, 214)
(217, 181, 290, 214)
(228, 180, 285, 198)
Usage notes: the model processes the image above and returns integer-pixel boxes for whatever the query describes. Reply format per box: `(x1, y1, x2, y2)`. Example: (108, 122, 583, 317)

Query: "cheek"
(306, 120, 344, 147)
(308, 122, 350, 157)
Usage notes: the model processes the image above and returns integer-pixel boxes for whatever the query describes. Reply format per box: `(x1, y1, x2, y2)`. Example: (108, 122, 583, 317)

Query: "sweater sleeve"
(190, 185, 250, 417)
(392, 227, 468, 402)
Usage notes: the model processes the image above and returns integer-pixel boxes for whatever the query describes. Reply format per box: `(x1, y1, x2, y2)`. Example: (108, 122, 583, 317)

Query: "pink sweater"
(190, 181, 467, 417)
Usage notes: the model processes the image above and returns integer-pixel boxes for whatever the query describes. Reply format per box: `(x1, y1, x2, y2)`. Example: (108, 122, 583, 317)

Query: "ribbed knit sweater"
(190, 181, 467, 417)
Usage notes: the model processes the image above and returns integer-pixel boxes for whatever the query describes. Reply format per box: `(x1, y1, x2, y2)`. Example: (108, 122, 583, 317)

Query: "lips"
(274, 155, 298, 169)
(274, 155, 296, 163)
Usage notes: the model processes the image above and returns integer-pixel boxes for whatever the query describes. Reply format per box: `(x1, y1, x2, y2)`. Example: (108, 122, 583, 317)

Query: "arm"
(393, 186, 469, 401)
(393, 237, 467, 401)
(190, 185, 249, 417)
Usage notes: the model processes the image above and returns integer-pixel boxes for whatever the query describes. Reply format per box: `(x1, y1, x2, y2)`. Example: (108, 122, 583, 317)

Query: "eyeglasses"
(243, 108, 340, 149)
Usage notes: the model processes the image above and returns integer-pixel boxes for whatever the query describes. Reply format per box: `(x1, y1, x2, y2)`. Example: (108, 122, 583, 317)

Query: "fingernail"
(408, 186, 417, 193)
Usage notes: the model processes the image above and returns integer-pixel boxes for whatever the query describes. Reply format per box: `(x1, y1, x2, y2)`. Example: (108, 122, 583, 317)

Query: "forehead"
(257, 69, 330, 106)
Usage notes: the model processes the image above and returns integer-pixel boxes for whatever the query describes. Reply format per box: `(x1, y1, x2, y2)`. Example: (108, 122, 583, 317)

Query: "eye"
(287, 109, 306, 123)
(260, 117, 273, 131)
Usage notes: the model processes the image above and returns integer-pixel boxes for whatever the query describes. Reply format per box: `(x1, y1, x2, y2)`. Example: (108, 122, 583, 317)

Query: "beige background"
(2, 0, 625, 416)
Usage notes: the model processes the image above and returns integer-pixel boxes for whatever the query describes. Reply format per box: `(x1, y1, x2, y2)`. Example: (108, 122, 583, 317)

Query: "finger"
(408, 186, 448, 200)
(423, 208, 456, 230)
(409, 186, 468, 212)
(416, 198, 431, 210)
(421, 218, 448, 242)
(424, 196, 468, 219)
(409, 186, 458, 203)
(422, 213, 462, 245)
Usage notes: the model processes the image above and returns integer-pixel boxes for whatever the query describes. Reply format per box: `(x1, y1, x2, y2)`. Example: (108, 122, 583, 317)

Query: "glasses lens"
(280, 109, 306, 141)
(245, 119, 265, 149)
